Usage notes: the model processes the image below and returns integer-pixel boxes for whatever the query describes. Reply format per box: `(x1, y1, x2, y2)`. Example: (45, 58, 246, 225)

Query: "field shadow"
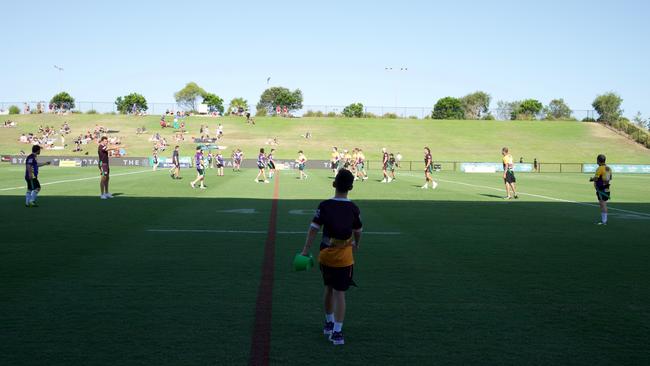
(1, 195, 649, 365)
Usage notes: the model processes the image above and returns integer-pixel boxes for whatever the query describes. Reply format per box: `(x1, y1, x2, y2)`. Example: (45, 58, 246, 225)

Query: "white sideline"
(401, 172, 650, 218)
(0, 170, 151, 191)
(147, 229, 401, 235)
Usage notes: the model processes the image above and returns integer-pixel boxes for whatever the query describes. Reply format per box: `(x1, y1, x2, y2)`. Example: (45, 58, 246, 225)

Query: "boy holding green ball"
(301, 169, 363, 346)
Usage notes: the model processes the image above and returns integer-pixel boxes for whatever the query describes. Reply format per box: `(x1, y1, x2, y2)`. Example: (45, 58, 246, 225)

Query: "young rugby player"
(190, 146, 206, 189)
(98, 136, 120, 199)
(267, 148, 276, 179)
(356, 148, 368, 181)
(502, 147, 518, 199)
(343, 149, 352, 170)
(152, 150, 159, 171)
(381, 148, 391, 183)
(296, 150, 308, 180)
(422, 147, 438, 189)
(170, 145, 181, 179)
(330, 147, 340, 176)
(233, 149, 243, 172)
(590, 154, 612, 225)
(300, 169, 363, 346)
(215, 152, 225, 176)
(387, 153, 397, 181)
(255, 148, 270, 183)
(24, 145, 51, 207)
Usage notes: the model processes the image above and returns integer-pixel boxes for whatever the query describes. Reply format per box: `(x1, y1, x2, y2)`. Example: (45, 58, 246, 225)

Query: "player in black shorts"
(98, 136, 120, 199)
(24, 145, 51, 207)
(300, 169, 363, 346)
(170, 145, 181, 179)
(267, 148, 276, 179)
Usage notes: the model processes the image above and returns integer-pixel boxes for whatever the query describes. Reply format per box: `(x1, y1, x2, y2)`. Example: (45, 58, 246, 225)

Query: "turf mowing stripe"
(249, 173, 280, 366)
(401, 172, 650, 218)
(146, 229, 401, 235)
(0, 169, 151, 191)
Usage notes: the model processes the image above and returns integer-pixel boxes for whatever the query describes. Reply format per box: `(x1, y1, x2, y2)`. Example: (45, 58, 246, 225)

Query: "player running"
(502, 147, 518, 199)
(98, 136, 120, 199)
(387, 153, 397, 181)
(296, 150, 308, 180)
(255, 148, 270, 183)
(267, 148, 276, 179)
(300, 169, 363, 346)
(422, 147, 438, 189)
(170, 145, 181, 179)
(590, 154, 612, 225)
(190, 146, 206, 189)
(24, 145, 51, 207)
(381, 148, 391, 183)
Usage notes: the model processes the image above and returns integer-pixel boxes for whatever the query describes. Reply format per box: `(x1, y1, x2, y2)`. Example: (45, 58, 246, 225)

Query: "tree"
(115, 93, 148, 114)
(461, 91, 491, 119)
(544, 98, 573, 120)
(228, 97, 249, 114)
(256, 87, 303, 115)
(512, 99, 543, 120)
(342, 103, 364, 118)
(174, 82, 206, 111)
(50, 91, 75, 110)
(432, 97, 464, 120)
(496, 100, 518, 121)
(592, 92, 623, 123)
(633, 111, 648, 130)
(202, 93, 224, 114)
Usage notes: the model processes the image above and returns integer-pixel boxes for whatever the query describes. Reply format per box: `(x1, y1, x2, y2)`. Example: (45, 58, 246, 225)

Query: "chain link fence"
(1, 100, 597, 121)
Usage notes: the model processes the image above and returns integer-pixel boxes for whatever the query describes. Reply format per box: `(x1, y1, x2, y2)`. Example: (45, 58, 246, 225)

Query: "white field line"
(147, 229, 401, 235)
(400, 172, 650, 218)
(0, 170, 151, 191)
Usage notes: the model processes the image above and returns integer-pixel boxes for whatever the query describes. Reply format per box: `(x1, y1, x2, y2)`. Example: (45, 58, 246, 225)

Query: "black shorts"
(330, 162, 338, 170)
(320, 264, 354, 291)
(504, 170, 516, 183)
(257, 163, 266, 169)
(100, 163, 110, 176)
(268, 161, 276, 169)
(26, 178, 40, 191)
(596, 189, 610, 202)
(216, 163, 224, 168)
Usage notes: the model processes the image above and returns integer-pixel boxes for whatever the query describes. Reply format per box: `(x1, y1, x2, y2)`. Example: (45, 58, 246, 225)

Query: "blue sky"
(2, 0, 649, 116)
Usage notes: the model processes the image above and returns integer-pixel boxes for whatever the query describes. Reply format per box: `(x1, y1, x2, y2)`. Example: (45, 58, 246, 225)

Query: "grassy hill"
(2, 114, 650, 163)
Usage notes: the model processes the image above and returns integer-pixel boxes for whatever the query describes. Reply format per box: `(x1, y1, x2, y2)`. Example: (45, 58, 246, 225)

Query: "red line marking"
(249, 173, 280, 366)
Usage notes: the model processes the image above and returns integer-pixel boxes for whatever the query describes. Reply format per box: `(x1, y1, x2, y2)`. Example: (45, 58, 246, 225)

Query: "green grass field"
(1, 164, 649, 365)
(3, 114, 650, 163)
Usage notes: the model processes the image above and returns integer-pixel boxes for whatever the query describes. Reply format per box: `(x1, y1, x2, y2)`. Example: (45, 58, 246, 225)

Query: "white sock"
(326, 314, 334, 323)
(602, 213, 607, 224)
(333, 322, 343, 332)
(31, 190, 38, 202)
(26, 191, 31, 204)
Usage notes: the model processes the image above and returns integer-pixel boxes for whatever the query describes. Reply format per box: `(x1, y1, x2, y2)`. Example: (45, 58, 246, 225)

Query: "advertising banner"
(460, 162, 534, 173)
(583, 164, 650, 174)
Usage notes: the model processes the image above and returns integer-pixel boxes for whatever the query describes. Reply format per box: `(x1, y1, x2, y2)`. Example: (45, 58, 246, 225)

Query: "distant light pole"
(385, 66, 408, 116)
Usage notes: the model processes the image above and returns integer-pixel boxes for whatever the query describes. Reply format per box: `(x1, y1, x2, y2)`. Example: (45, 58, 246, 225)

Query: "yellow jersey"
(502, 154, 514, 170)
(594, 165, 612, 190)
